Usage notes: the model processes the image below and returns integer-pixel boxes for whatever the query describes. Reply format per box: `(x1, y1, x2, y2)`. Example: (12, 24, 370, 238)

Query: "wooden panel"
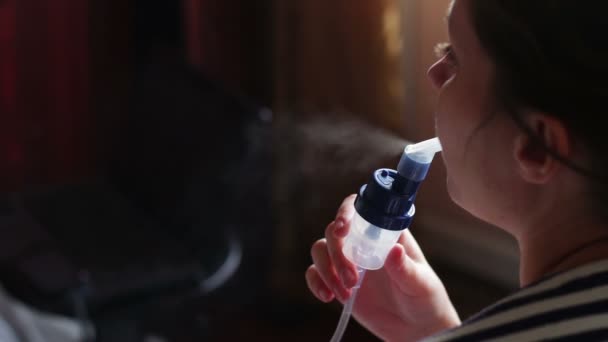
(273, 0, 406, 133)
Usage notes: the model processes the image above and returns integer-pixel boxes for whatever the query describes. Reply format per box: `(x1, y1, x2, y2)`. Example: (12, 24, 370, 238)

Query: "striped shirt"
(424, 259, 608, 341)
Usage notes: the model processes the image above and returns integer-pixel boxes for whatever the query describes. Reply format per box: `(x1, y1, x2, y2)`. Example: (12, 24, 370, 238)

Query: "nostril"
(428, 61, 450, 90)
(428, 65, 443, 89)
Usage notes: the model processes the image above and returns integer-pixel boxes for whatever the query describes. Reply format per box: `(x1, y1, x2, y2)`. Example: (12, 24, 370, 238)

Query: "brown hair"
(469, 0, 608, 217)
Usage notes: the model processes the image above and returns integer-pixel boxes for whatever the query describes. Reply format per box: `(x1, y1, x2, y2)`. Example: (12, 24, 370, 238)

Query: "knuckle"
(337, 195, 356, 218)
(324, 221, 335, 238)
(311, 238, 327, 258)
(305, 265, 317, 283)
(305, 268, 319, 293)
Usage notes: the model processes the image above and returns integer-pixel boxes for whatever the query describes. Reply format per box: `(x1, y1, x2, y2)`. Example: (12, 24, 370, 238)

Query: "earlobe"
(513, 114, 571, 184)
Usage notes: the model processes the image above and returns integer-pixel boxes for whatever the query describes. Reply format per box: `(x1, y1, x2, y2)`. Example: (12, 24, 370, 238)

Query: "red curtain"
(183, 0, 273, 105)
(184, 0, 245, 88)
(0, 0, 90, 191)
(0, 0, 19, 190)
(185, 0, 203, 70)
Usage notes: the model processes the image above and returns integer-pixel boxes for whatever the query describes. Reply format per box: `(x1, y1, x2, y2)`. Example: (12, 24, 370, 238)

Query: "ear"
(513, 113, 571, 184)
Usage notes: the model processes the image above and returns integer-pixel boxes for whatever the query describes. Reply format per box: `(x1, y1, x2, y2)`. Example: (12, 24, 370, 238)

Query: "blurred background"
(0, 0, 519, 341)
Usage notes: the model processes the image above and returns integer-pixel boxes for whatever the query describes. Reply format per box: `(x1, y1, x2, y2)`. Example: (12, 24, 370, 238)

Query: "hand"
(305, 195, 461, 341)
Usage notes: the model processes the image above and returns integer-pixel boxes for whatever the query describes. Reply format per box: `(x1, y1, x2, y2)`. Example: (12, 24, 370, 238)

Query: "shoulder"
(423, 260, 608, 341)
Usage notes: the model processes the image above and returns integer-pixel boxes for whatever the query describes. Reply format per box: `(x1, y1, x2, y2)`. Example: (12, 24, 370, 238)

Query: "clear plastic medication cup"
(341, 138, 441, 271)
(343, 208, 414, 270)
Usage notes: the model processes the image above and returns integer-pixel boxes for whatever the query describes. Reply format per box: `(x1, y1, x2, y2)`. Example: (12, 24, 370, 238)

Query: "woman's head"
(428, 0, 608, 234)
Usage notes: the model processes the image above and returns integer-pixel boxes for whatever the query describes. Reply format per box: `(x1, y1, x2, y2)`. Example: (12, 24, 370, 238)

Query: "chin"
(445, 176, 462, 205)
(446, 177, 482, 216)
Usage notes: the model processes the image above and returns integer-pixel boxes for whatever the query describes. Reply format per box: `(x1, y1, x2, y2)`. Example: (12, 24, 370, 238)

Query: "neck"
(518, 216, 608, 287)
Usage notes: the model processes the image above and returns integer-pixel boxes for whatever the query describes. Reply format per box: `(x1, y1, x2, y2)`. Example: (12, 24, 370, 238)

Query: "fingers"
(306, 194, 359, 304)
(384, 244, 420, 294)
(324, 220, 358, 288)
(305, 265, 334, 303)
(335, 194, 357, 225)
(384, 243, 435, 297)
(398, 229, 427, 263)
(311, 238, 351, 302)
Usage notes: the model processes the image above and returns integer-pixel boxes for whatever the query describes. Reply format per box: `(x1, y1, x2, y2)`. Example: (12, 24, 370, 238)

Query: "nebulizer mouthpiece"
(400, 136, 443, 174)
(342, 137, 442, 270)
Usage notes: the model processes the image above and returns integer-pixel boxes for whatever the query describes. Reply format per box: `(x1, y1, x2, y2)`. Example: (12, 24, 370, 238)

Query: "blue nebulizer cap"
(343, 137, 442, 270)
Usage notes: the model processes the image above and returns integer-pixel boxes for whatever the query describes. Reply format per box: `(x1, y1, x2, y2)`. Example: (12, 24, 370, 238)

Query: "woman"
(305, 0, 608, 340)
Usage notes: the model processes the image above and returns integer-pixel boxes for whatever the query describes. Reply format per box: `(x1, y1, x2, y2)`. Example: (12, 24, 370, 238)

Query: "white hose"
(329, 267, 366, 342)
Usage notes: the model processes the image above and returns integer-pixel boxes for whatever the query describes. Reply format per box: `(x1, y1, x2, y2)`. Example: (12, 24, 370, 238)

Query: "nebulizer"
(330, 137, 442, 342)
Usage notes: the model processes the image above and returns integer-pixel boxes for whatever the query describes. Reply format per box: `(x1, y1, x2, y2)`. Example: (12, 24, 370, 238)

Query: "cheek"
(433, 67, 495, 164)
(433, 92, 495, 208)
(439, 128, 490, 216)
(440, 115, 522, 224)
(434, 88, 478, 174)
(434, 79, 479, 142)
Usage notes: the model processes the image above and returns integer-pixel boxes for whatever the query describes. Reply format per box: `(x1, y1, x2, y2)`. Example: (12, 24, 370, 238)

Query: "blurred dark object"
(0, 58, 273, 341)
(0, 0, 275, 339)
(108, 53, 275, 309)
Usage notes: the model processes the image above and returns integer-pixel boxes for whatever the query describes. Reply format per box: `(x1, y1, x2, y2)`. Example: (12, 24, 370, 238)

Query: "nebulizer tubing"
(329, 137, 442, 342)
(329, 267, 366, 342)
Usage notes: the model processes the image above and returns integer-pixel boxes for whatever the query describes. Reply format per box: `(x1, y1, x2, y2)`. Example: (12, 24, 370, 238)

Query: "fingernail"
(319, 289, 331, 302)
(342, 269, 356, 287)
(334, 287, 351, 302)
(334, 289, 344, 302)
(333, 221, 346, 238)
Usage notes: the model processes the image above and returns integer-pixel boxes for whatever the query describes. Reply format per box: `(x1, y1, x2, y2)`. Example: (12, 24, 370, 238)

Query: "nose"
(427, 60, 451, 90)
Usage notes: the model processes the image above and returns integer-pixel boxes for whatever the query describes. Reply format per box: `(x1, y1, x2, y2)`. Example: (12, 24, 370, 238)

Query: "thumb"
(384, 244, 431, 297)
